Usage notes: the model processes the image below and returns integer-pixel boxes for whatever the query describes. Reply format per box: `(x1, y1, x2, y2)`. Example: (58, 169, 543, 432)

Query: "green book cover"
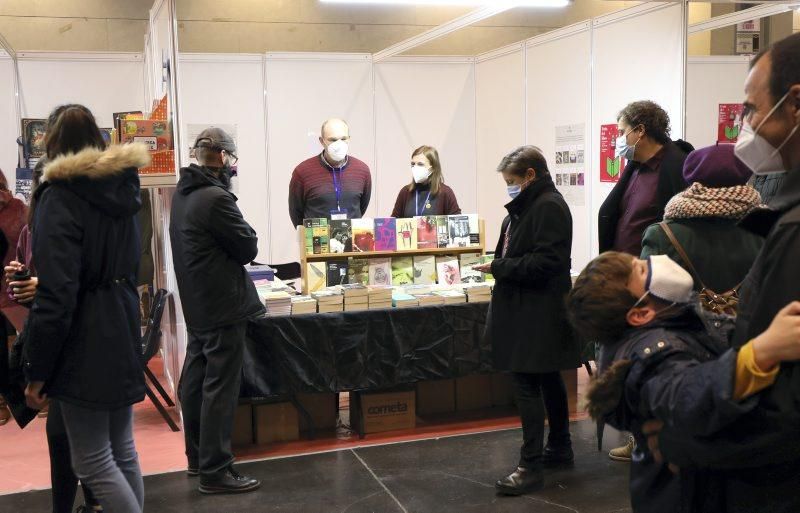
(480, 254, 495, 281)
(391, 256, 414, 286)
(347, 258, 370, 286)
(303, 218, 329, 255)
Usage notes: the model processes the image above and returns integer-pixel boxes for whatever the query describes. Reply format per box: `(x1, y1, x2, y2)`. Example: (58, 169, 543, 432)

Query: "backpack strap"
(658, 222, 709, 290)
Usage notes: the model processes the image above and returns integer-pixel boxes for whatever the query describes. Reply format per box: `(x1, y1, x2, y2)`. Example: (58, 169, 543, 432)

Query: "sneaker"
(608, 435, 635, 462)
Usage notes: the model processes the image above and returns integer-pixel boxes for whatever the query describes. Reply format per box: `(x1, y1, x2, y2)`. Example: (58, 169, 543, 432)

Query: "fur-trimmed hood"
(39, 143, 149, 217)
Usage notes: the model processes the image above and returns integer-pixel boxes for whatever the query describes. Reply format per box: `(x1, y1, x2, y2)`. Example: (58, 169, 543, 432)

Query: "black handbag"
(3, 321, 38, 429)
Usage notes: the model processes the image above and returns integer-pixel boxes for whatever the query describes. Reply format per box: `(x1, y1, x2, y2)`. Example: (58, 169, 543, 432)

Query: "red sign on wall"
(600, 124, 625, 183)
(718, 103, 744, 143)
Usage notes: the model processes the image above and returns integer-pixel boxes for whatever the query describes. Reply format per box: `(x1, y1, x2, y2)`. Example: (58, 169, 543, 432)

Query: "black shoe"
(199, 466, 260, 494)
(495, 467, 544, 496)
(543, 444, 574, 468)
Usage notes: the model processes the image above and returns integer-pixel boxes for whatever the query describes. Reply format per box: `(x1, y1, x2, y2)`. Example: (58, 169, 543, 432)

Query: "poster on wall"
(14, 168, 33, 203)
(718, 103, 744, 144)
(600, 123, 625, 183)
(554, 123, 585, 207)
(737, 20, 760, 33)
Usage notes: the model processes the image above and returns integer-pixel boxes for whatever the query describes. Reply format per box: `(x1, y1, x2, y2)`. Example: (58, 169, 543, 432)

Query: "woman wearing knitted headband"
(641, 144, 764, 297)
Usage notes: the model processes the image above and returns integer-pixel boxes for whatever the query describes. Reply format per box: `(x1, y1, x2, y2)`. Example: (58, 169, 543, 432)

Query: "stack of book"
(433, 289, 467, 304)
(246, 264, 275, 282)
(312, 289, 344, 313)
(463, 284, 492, 303)
(392, 292, 419, 309)
(263, 291, 292, 317)
(403, 284, 432, 296)
(290, 295, 318, 315)
(414, 293, 445, 307)
(341, 284, 369, 312)
(368, 286, 393, 310)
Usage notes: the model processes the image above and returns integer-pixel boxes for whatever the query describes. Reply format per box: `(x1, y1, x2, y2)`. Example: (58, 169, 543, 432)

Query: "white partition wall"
(590, 1, 686, 257)
(265, 53, 375, 266)
(526, 23, 592, 271)
(0, 52, 17, 184)
(374, 58, 477, 221)
(16, 53, 145, 127)
(179, 54, 269, 262)
(476, 45, 526, 251)
(687, 56, 750, 149)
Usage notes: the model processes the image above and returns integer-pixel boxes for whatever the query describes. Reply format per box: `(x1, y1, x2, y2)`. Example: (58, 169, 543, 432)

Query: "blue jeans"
(60, 403, 144, 513)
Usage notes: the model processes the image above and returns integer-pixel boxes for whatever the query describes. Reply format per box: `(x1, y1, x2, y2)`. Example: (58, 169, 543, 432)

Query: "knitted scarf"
(664, 183, 762, 220)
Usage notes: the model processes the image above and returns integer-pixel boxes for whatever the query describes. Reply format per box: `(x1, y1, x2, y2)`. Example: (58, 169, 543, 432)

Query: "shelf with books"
(298, 218, 486, 295)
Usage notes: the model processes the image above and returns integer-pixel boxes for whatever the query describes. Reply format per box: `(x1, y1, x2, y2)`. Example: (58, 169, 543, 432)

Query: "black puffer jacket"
(22, 143, 149, 409)
(170, 164, 264, 332)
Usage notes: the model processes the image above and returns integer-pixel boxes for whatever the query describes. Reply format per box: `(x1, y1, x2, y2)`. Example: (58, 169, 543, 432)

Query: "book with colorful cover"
(306, 262, 327, 293)
(459, 252, 484, 283)
(467, 214, 480, 246)
(369, 258, 392, 287)
(416, 216, 438, 249)
(447, 215, 471, 248)
(348, 257, 370, 286)
(435, 215, 449, 248)
(374, 218, 398, 251)
(391, 256, 414, 286)
(303, 218, 329, 255)
(480, 254, 495, 281)
(352, 218, 375, 252)
(396, 218, 417, 251)
(436, 255, 461, 286)
(326, 259, 349, 287)
(412, 255, 437, 285)
(329, 219, 352, 253)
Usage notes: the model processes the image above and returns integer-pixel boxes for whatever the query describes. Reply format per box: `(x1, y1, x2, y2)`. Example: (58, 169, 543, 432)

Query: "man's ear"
(626, 305, 657, 327)
(319, 136, 325, 147)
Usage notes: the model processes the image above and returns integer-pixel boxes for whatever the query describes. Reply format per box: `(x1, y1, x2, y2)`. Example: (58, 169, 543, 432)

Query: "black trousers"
(513, 371, 571, 469)
(46, 400, 98, 513)
(179, 321, 246, 476)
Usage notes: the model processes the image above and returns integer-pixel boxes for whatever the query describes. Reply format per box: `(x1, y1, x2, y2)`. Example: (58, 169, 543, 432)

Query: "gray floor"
(0, 419, 631, 513)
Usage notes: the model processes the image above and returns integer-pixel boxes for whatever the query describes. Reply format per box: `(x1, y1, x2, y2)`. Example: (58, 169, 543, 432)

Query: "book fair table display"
(236, 217, 578, 443)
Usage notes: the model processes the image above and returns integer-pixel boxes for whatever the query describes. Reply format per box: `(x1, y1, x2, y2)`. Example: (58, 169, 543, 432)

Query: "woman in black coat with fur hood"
(22, 104, 150, 513)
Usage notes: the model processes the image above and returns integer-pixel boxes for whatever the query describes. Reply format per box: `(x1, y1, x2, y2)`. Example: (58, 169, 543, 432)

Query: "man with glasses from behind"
(170, 127, 265, 494)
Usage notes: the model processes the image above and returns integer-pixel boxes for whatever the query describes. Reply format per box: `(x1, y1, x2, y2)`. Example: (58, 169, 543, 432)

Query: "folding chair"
(140, 289, 180, 432)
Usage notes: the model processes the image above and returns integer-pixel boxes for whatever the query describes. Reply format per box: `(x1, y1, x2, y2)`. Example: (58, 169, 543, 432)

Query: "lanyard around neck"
(415, 189, 432, 216)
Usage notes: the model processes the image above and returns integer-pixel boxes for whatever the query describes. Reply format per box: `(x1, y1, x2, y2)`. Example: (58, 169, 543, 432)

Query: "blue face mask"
(507, 177, 533, 199)
(615, 127, 640, 161)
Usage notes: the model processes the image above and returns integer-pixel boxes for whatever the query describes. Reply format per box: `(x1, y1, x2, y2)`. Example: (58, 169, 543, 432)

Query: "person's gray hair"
(320, 118, 350, 137)
(497, 145, 550, 178)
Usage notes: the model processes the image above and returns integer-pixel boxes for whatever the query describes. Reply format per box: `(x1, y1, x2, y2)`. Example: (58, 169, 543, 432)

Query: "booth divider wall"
(265, 53, 375, 267)
(0, 51, 18, 189)
(525, 23, 592, 272)
(686, 56, 750, 149)
(475, 45, 526, 253)
(374, 57, 477, 221)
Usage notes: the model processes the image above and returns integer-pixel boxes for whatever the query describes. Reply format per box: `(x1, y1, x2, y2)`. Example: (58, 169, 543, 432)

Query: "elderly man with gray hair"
(170, 127, 264, 495)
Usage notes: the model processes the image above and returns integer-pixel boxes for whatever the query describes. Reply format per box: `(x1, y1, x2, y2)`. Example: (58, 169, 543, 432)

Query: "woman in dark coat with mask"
(475, 146, 581, 495)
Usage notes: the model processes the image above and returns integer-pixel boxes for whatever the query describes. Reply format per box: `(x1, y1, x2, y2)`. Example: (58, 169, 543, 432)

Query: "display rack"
(298, 218, 486, 294)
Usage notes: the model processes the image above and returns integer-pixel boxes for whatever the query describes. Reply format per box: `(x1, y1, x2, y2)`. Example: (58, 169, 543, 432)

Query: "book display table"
(242, 302, 491, 398)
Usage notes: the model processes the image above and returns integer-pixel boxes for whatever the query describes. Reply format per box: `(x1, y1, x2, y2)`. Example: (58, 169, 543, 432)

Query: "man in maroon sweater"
(288, 118, 372, 227)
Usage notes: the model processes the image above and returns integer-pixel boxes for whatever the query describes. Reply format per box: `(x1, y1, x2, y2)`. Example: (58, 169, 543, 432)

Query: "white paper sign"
(554, 123, 586, 207)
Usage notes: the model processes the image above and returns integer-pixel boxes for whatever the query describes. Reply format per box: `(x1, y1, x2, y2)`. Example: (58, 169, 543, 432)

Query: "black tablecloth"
(242, 302, 492, 398)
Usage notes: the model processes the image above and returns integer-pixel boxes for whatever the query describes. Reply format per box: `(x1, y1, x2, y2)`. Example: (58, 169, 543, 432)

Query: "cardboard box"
(455, 374, 493, 411)
(561, 368, 579, 414)
(416, 379, 455, 416)
(232, 404, 253, 447)
(351, 390, 416, 434)
(296, 393, 338, 432)
(254, 402, 300, 444)
(490, 372, 517, 407)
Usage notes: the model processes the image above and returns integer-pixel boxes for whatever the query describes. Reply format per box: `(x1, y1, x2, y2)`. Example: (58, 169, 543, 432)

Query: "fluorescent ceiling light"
(320, 0, 569, 7)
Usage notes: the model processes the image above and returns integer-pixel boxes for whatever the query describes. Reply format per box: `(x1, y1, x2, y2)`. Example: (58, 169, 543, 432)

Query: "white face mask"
(412, 165, 432, 184)
(734, 91, 799, 175)
(326, 140, 349, 163)
(615, 128, 638, 161)
(631, 255, 694, 310)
